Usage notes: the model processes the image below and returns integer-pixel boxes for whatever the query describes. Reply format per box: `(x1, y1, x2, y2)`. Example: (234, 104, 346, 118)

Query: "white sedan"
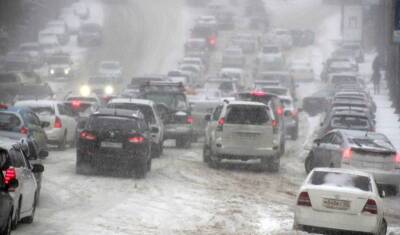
(293, 168, 387, 235)
(290, 60, 314, 82)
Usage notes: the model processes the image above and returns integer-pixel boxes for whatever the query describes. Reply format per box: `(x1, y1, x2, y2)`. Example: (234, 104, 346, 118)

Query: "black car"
(76, 108, 152, 178)
(0, 147, 18, 235)
(138, 82, 193, 148)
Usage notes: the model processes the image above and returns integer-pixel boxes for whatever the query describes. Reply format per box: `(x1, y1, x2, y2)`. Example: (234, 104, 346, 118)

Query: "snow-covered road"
(12, 0, 400, 234)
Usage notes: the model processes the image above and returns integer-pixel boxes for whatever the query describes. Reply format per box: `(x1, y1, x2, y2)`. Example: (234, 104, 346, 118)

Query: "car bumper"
(214, 144, 278, 158)
(78, 150, 147, 169)
(164, 124, 192, 140)
(45, 128, 64, 142)
(294, 206, 380, 234)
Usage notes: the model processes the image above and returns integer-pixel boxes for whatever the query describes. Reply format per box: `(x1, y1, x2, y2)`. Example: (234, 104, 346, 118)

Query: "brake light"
(272, 120, 278, 134)
(250, 90, 266, 97)
(276, 106, 284, 116)
(208, 35, 216, 46)
(54, 116, 62, 128)
(71, 100, 81, 108)
(3, 168, 16, 185)
(362, 199, 377, 214)
(0, 104, 8, 109)
(128, 136, 144, 144)
(342, 148, 352, 163)
(20, 127, 28, 135)
(394, 152, 400, 168)
(217, 118, 225, 131)
(297, 191, 312, 207)
(187, 115, 193, 124)
(80, 131, 96, 141)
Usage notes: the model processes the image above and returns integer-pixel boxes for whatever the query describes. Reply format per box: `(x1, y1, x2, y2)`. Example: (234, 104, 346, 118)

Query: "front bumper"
(294, 206, 379, 234)
(45, 128, 64, 143)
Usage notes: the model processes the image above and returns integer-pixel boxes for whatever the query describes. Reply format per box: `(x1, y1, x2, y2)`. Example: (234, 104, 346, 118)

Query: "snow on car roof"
(14, 100, 60, 107)
(108, 98, 154, 106)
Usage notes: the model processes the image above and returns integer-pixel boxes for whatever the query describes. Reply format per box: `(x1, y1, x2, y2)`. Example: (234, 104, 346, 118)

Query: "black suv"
(138, 82, 193, 148)
(0, 147, 18, 235)
(76, 109, 152, 178)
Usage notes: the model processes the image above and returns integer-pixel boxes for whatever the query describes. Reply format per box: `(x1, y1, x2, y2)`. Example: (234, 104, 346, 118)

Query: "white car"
(196, 15, 217, 27)
(290, 60, 314, 82)
(180, 57, 206, 72)
(98, 61, 123, 79)
(107, 98, 165, 158)
(179, 64, 203, 83)
(219, 67, 247, 88)
(294, 168, 387, 235)
(14, 100, 78, 149)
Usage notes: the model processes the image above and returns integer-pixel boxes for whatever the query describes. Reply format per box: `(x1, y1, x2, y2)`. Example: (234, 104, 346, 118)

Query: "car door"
(312, 132, 335, 167)
(19, 149, 36, 214)
(206, 105, 222, 145)
(327, 133, 345, 167)
(23, 111, 47, 152)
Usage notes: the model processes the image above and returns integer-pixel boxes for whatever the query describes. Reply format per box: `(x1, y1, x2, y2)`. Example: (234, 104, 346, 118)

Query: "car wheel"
(203, 145, 211, 163)
(58, 132, 67, 150)
(305, 153, 314, 174)
(75, 155, 92, 175)
(151, 143, 161, 158)
(11, 199, 21, 230)
(378, 219, 387, 235)
(3, 212, 12, 235)
(147, 158, 152, 171)
(135, 161, 147, 179)
(208, 153, 221, 169)
(268, 155, 280, 172)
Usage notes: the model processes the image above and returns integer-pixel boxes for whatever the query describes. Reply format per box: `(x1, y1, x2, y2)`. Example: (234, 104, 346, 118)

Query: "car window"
(331, 116, 369, 129)
(320, 133, 334, 144)
(331, 134, 343, 145)
(58, 104, 74, 117)
(225, 105, 269, 125)
(88, 116, 138, 131)
(30, 106, 55, 116)
(8, 149, 27, 168)
(108, 103, 156, 124)
(0, 113, 21, 131)
(309, 171, 371, 192)
(22, 111, 41, 126)
(212, 105, 223, 121)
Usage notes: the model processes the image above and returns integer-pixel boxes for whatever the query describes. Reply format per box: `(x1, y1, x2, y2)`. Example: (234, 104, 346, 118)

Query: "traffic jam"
(0, 0, 399, 234)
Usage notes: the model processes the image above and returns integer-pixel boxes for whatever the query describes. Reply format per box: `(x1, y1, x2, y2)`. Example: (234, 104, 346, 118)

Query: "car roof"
(108, 98, 154, 106)
(15, 100, 60, 107)
(220, 68, 244, 73)
(227, 100, 267, 106)
(93, 108, 144, 119)
(311, 167, 372, 178)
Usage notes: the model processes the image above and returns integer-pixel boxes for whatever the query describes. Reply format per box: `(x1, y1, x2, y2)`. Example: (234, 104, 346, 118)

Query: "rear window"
(107, 103, 155, 124)
(225, 105, 269, 125)
(331, 76, 357, 85)
(310, 171, 371, 192)
(142, 93, 187, 110)
(88, 116, 138, 131)
(30, 107, 55, 116)
(331, 116, 369, 129)
(350, 137, 394, 150)
(0, 113, 21, 131)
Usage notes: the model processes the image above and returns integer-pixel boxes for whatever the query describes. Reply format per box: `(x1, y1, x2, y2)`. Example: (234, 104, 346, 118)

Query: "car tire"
(208, 152, 220, 169)
(305, 153, 314, 174)
(58, 132, 67, 150)
(11, 199, 21, 230)
(268, 156, 280, 172)
(203, 145, 211, 163)
(378, 219, 387, 235)
(151, 143, 162, 158)
(176, 137, 191, 149)
(76, 154, 92, 175)
(3, 212, 12, 235)
(135, 160, 147, 179)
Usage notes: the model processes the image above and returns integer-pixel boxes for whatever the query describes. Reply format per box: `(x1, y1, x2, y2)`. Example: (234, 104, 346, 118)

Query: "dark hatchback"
(76, 109, 152, 178)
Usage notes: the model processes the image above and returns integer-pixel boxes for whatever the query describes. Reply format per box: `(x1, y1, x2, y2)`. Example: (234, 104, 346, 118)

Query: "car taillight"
(128, 136, 145, 144)
(291, 110, 298, 117)
(208, 35, 216, 46)
(216, 118, 225, 131)
(297, 191, 312, 207)
(362, 199, 377, 214)
(71, 100, 81, 108)
(187, 115, 193, 124)
(250, 90, 266, 97)
(342, 148, 352, 163)
(394, 152, 400, 168)
(80, 131, 96, 141)
(272, 120, 278, 134)
(276, 106, 284, 116)
(54, 116, 62, 128)
(20, 127, 28, 135)
(3, 168, 16, 185)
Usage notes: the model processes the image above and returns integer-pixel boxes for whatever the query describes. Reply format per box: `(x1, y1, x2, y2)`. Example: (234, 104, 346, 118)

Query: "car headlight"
(49, 69, 55, 75)
(80, 85, 91, 97)
(64, 68, 70, 75)
(104, 85, 114, 95)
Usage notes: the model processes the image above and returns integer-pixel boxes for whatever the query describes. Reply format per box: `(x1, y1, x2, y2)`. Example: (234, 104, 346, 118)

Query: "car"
(258, 85, 291, 97)
(270, 28, 293, 49)
(235, 91, 286, 156)
(2, 52, 34, 73)
(0, 139, 44, 229)
(0, 72, 41, 101)
(39, 27, 69, 46)
(280, 96, 299, 140)
(204, 78, 239, 98)
(293, 168, 387, 235)
(107, 98, 165, 158)
(222, 47, 245, 68)
(332, 95, 376, 114)
(0, 105, 47, 155)
(219, 68, 247, 88)
(255, 45, 285, 72)
(318, 109, 375, 137)
(340, 42, 364, 63)
(290, 29, 315, 47)
(302, 88, 334, 116)
(13, 83, 54, 103)
(38, 35, 61, 61)
(86, 75, 123, 98)
(129, 75, 168, 91)
(14, 100, 78, 150)
(64, 92, 102, 107)
(138, 82, 193, 148)
(196, 15, 218, 28)
(47, 52, 75, 80)
(321, 59, 358, 82)
(178, 64, 203, 84)
(203, 101, 280, 171)
(180, 57, 206, 72)
(330, 99, 373, 115)
(73, 2, 90, 20)
(255, 71, 297, 99)
(78, 23, 103, 47)
(0, 147, 18, 235)
(334, 91, 376, 113)
(191, 24, 217, 50)
(189, 100, 220, 142)
(98, 61, 123, 79)
(18, 43, 44, 67)
(305, 129, 400, 193)
(231, 33, 258, 54)
(76, 108, 152, 178)
(289, 60, 314, 82)
(167, 70, 193, 86)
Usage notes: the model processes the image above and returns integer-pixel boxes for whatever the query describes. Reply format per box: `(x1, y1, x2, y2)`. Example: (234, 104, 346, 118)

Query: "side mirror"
(7, 178, 18, 189)
(41, 121, 50, 128)
(205, 114, 211, 121)
(151, 126, 159, 133)
(32, 163, 44, 173)
(39, 150, 48, 159)
(379, 189, 386, 198)
(314, 139, 321, 145)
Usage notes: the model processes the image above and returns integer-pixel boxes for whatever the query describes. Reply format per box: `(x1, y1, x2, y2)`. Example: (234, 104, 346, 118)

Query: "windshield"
(142, 93, 187, 110)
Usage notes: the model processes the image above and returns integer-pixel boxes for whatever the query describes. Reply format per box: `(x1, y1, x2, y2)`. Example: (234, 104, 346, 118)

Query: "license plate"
(323, 198, 350, 210)
(101, 142, 122, 148)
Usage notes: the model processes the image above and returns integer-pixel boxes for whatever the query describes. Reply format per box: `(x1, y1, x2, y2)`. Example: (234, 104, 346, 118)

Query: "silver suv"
(203, 101, 281, 171)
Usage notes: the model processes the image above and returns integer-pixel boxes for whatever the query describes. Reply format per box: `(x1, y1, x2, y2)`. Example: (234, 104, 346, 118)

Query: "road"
(14, 0, 400, 234)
